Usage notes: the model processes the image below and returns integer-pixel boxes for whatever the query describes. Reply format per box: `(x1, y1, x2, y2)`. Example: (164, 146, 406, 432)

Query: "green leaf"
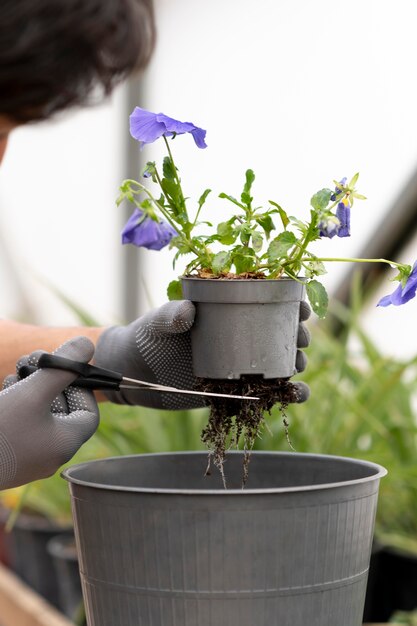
(306, 259, 327, 277)
(160, 178, 183, 218)
(306, 280, 328, 318)
(267, 231, 297, 262)
(310, 188, 332, 212)
(349, 172, 360, 188)
(239, 224, 252, 245)
(269, 200, 289, 229)
(241, 169, 255, 205)
(217, 221, 237, 245)
(218, 192, 246, 210)
(162, 157, 177, 180)
(243, 169, 255, 195)
(241, 191, 252, 206)
(251, 231, 263, 252)
(289, 216, 308, 235)
(197, 188, 211, 210)
(212, 251, 231, 273)
(232, 246, 256, 274)
(143, 161, 157, 182)
(167, 280, 183, 301)
(255, 213, 276, 238)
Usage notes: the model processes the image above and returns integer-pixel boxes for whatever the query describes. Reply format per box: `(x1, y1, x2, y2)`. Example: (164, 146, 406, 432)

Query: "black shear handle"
(19, 353, 123, 391)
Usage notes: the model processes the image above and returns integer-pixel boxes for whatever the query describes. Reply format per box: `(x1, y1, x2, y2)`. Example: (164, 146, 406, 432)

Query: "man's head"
(0, 0, 155, 127)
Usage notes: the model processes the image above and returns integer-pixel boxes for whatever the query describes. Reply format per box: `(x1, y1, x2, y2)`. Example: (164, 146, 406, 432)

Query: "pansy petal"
(318, 216, 339, 238)
(129, 107, 166, 144)
(121, 208, 145, 243)
(156, 113, 196, 134)
(335, 202, 350, 238)
(377, 260, 417, 307)
(121, 208, 177, 251)
(377, 293, 396, 307)
(129, 107, 207, 148)
(191, 127, 207, 148)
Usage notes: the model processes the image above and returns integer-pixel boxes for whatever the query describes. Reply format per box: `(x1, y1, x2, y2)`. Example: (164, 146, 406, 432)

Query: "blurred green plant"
(390, 609, 417, 624)
(254, 274, 417, 554)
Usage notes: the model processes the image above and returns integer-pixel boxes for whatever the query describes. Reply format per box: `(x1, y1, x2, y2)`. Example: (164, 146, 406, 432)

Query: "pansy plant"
(117, 106, 415, 318)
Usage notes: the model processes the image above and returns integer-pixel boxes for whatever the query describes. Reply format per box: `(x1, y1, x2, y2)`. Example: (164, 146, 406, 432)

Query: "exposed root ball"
(195, 376, 298, 488)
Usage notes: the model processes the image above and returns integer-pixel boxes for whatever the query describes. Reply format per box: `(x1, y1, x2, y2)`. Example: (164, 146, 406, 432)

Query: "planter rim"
(180, 276, 303, 282)
(62, 451, 387, 496)
(181, 275, 306, 304)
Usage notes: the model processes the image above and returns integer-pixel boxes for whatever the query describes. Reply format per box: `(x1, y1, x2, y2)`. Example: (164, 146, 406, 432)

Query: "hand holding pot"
(94, 299, 311, 409)
(95, 300, 202, 410)
(0, 336, 99, 490)
(293, 300, 311, 403)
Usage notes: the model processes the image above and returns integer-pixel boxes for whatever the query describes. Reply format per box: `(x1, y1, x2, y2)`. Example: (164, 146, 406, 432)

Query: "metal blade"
(121, 378, 259, 401)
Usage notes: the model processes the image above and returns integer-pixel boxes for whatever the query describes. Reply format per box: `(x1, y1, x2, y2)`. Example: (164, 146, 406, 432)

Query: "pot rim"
(180, 276, 305, 282)
(62, 451, 387, 496)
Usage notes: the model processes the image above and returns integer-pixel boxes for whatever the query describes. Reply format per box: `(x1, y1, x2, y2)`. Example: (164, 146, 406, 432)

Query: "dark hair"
(0, 0, 155, 123)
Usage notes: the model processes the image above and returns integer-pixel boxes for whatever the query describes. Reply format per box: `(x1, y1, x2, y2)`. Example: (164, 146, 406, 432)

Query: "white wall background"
(0, 88, 127, 326)
(1, 0, 417, 357)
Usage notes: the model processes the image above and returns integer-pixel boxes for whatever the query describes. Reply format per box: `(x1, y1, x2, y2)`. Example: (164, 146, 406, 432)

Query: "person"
(0, 0, 311, 491)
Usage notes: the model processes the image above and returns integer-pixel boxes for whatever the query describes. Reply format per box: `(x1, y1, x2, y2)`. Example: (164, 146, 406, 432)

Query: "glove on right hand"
(95, 299, 311, 409)
(0, 336, 99, 490)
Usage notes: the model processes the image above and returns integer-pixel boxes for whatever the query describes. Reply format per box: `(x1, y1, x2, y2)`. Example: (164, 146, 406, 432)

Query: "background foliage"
(3, 276, 417, 556)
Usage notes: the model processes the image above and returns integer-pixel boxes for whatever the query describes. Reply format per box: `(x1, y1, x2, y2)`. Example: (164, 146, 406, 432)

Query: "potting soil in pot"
(195, 375, 299, 487)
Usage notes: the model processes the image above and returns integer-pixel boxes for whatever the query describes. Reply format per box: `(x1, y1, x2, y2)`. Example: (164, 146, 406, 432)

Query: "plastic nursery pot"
(181, 277, 305, 379)
(363, 545, 417, 623)
(63, 451, 386, 626)
(47, 532, 83, 620)
(5, 511, 72, 608)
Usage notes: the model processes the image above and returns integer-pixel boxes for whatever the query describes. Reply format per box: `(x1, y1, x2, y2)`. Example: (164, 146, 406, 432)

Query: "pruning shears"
(19, 353, 259, 402)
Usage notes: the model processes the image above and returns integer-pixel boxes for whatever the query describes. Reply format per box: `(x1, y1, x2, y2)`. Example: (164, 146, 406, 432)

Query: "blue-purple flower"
(377, 261, 417, 307)
(319, 198, 351, 239)
(318, 216, 340, 238)
(335, 199, 350, 237)
(121, 208, 177, 251)
(130, 107, 207, 149)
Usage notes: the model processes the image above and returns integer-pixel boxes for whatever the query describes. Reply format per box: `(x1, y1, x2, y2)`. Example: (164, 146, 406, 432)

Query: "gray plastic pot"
(47, 532, 83, 620)
(63, 451, 386, 626)
(181, 277, 305, 379)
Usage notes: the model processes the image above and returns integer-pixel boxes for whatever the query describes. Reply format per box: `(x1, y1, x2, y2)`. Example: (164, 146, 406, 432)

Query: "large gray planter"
(63, 451, 386, 626)
(181, 277, 305, 379)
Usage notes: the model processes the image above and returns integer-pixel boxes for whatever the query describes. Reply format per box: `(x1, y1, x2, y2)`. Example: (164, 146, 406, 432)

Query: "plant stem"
(298, 257, 402, 268)
(129, 182, 202, 257)
(163, 136, 188, 220)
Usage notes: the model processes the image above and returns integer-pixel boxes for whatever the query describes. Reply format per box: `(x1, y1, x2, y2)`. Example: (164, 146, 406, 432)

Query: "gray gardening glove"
(94, 300, 311, 411)
(0, 336, 99, 490)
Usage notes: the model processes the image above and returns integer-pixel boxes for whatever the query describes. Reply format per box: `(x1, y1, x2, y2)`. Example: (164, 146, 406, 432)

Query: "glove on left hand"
(0, 336, 99, 490)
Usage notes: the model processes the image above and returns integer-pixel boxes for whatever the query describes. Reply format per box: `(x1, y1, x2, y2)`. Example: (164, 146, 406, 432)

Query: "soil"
(194, 269, 267, 280)
(195, 376, 299, 488)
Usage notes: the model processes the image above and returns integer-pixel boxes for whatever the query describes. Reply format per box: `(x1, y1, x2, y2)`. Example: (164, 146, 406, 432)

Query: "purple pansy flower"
(121, 208, 177, 251)
(330, 177, 348, 201)
(319, 198, 351, 239)
(335, 200, 351, 237)
(377, 261, 417, 307)
(319, 216, 340, 238)
(130, 107, 207, 149)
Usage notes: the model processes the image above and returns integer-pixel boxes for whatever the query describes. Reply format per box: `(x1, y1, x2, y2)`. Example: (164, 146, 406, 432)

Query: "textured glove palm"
(0, 336, 99, 490)
(94, 300, 311, 410)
